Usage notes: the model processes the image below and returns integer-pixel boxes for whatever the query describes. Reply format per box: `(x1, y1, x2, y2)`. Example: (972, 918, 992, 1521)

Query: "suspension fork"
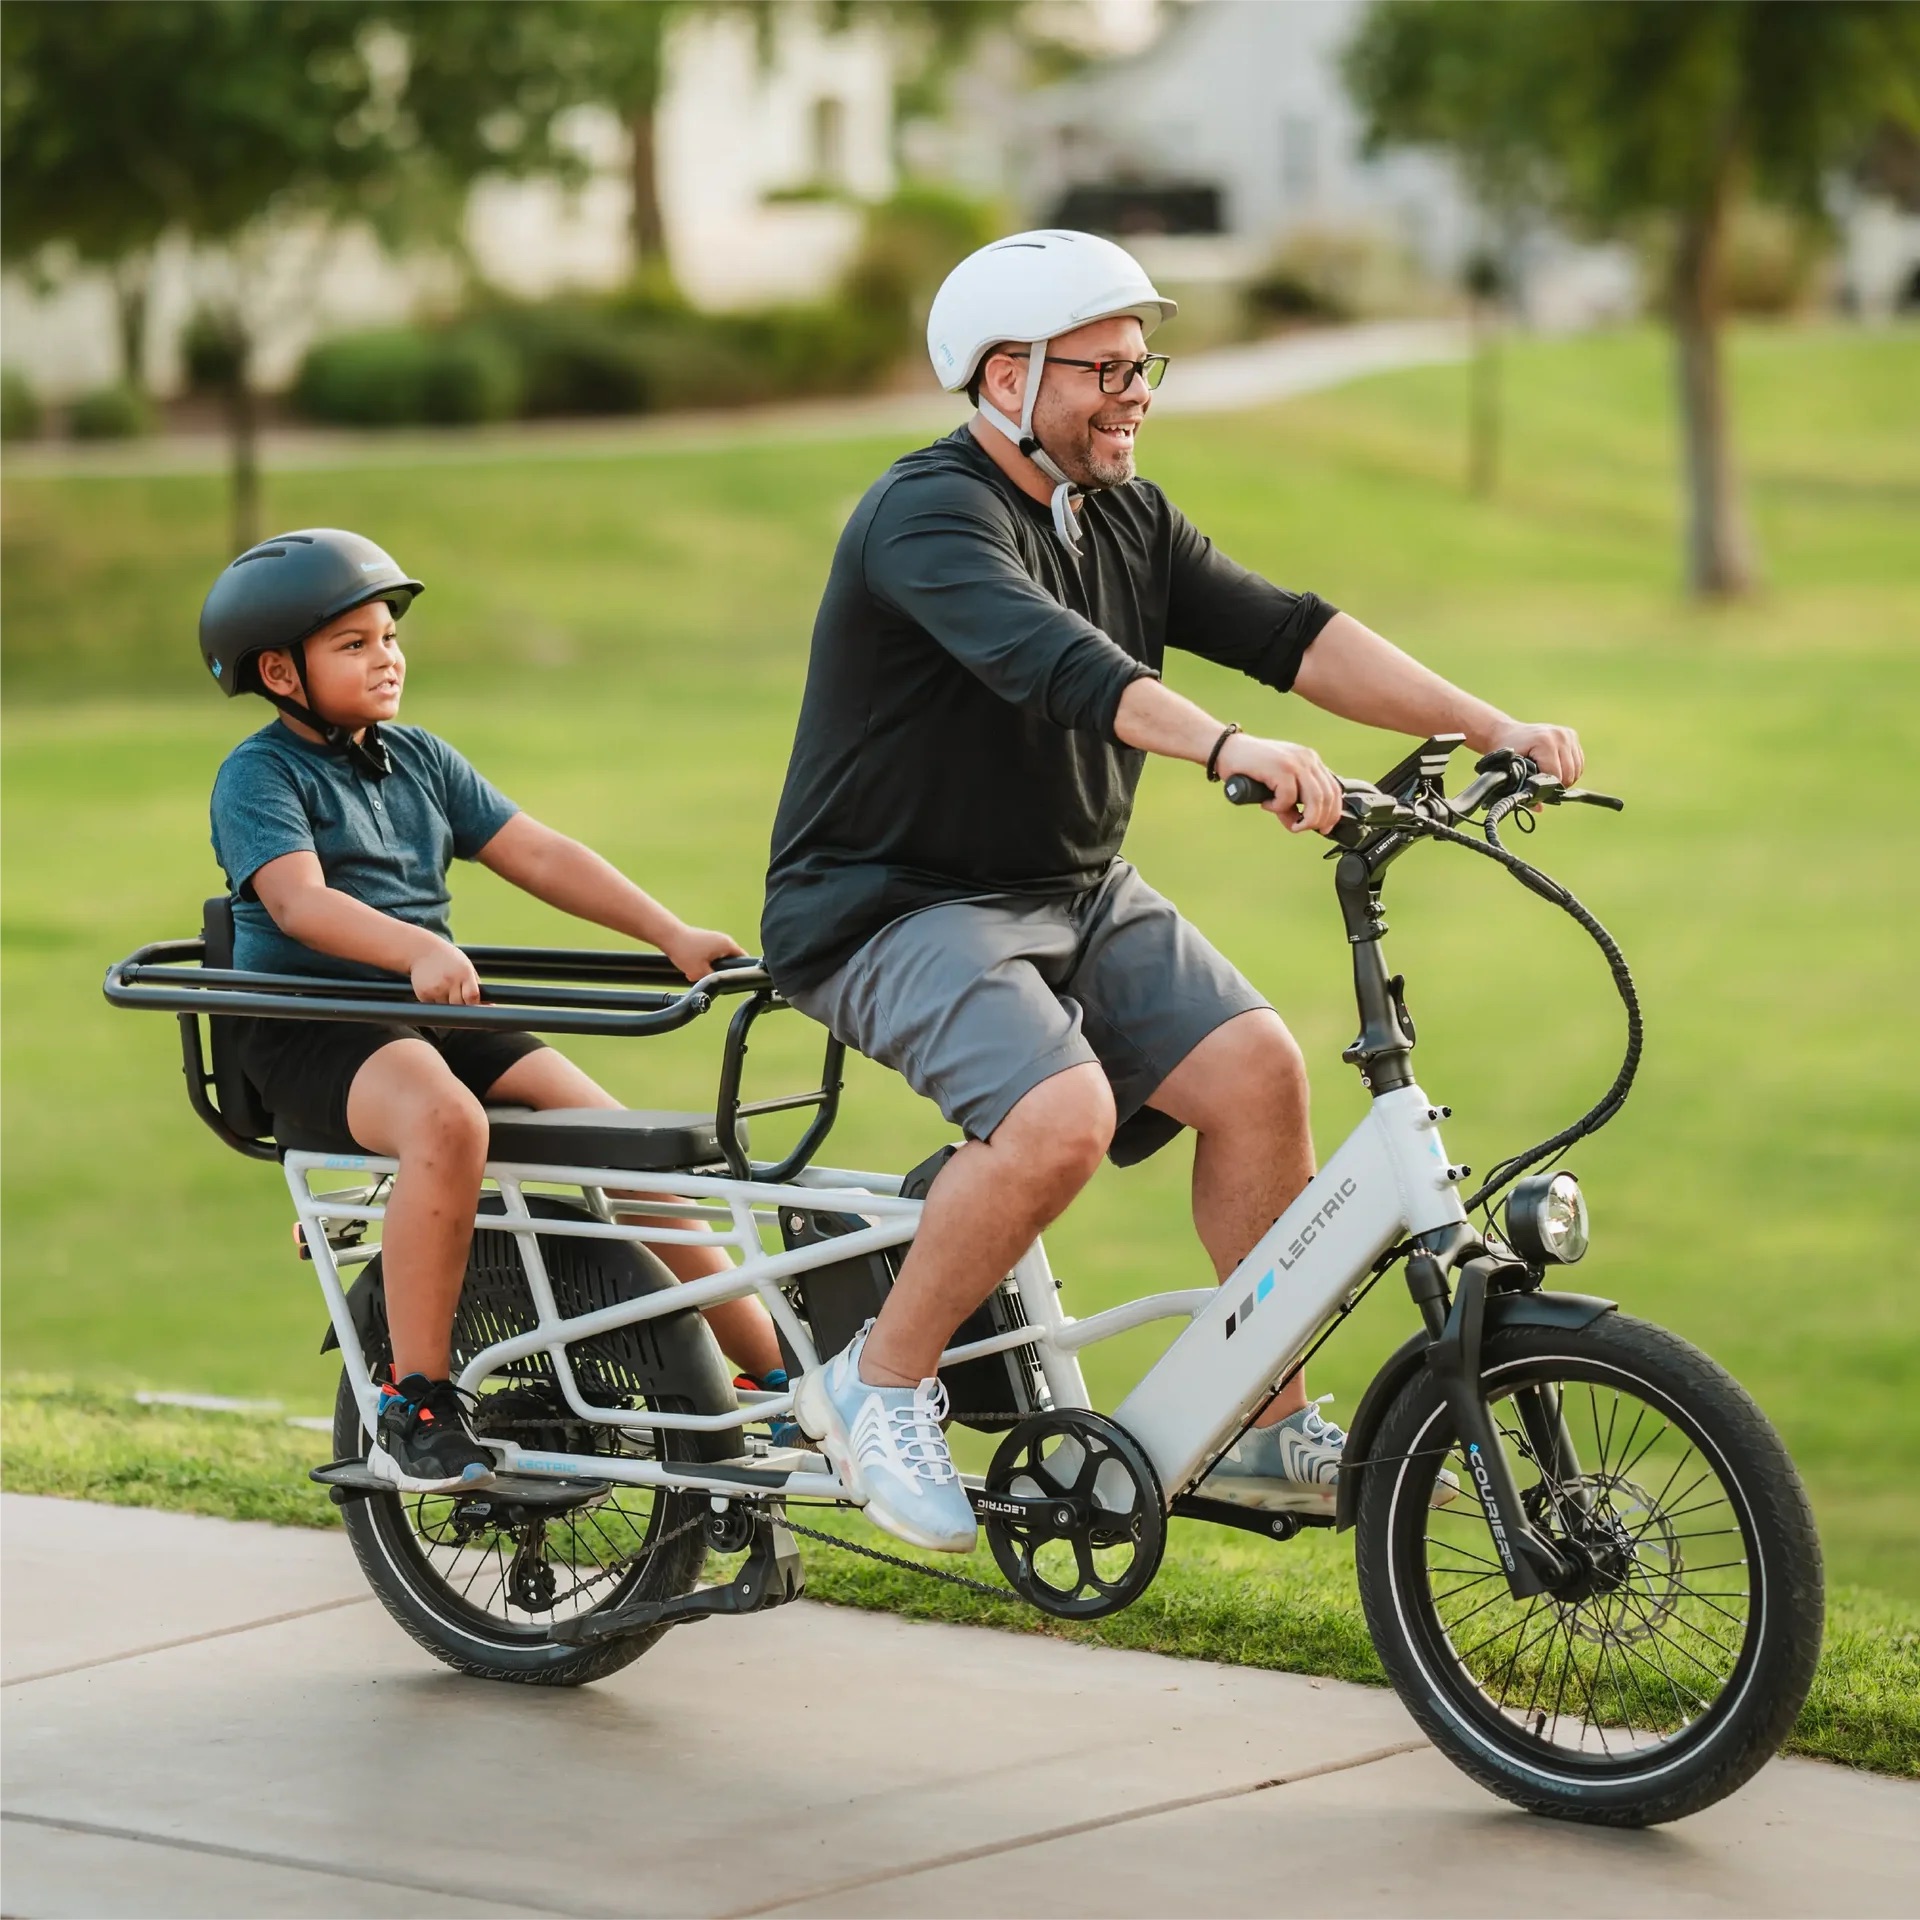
(1407, 1250, 1571, 1599)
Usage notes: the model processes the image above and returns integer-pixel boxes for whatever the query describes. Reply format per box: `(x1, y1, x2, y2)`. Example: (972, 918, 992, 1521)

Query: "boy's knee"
(404, 1085, 489, 1166)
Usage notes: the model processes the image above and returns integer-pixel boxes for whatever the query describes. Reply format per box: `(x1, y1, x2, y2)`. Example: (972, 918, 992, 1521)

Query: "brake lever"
(1536, 783, 1626, 812)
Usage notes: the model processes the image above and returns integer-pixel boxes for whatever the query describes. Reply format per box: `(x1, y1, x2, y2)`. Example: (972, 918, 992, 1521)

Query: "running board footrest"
(308, 1458, 611, 1509)
(1170, 1492, 1335, 1539)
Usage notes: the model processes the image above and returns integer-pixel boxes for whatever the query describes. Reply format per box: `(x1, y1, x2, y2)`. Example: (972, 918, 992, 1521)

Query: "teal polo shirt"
(210, 720, 518, 980)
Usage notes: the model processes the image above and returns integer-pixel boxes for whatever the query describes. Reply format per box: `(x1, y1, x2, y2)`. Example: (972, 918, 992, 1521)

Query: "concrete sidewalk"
(1, 322, 1462, 481)
(3, 1493, 1913, 1919)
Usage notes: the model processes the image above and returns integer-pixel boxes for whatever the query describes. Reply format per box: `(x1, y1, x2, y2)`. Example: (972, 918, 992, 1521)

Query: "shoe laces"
(884, 1378, 957, 1486)
(1292, 1395, 1346, 1447)
(386, 1376, 480, 1436)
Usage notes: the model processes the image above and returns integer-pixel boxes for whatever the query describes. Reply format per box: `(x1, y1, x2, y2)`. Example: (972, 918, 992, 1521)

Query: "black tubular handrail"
(104, 938, 770, 1038)
(107, 937, 844, 1178)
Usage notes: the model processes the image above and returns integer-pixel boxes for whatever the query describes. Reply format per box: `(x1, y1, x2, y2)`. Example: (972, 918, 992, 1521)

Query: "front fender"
(1333, 1289, 1616, 1531)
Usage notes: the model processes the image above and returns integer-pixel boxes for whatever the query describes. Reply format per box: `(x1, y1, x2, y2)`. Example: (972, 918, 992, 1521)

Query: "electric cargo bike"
(105, 735, 1823, 1827)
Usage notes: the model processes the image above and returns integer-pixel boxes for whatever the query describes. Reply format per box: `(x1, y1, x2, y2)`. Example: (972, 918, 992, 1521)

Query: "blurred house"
(1007, 0, 1639, 328)
(0, 8, 892, 402)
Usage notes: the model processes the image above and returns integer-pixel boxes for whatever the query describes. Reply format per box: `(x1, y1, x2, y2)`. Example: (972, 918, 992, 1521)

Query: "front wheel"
(1355, 1312, 1823, 1825)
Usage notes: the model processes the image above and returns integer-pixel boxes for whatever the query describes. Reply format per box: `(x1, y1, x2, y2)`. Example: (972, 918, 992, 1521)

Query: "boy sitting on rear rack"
(200, 528, 787, 1492)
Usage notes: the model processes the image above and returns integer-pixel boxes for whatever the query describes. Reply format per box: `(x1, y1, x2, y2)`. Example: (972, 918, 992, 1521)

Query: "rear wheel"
(1355, 1312, 1823, 1824)
(332, 1238, 711, 1687)
(334, 1361, 708, 1687)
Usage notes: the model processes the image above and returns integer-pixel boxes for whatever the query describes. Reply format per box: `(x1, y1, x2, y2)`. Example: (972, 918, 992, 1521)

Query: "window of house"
(811, 96, 847, 189)
(1281, 114, 1318, 201)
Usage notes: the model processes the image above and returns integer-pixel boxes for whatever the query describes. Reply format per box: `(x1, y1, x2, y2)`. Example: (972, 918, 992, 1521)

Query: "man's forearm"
(1291, 613, 1513, 752)
(1112, 676, 1230, 763)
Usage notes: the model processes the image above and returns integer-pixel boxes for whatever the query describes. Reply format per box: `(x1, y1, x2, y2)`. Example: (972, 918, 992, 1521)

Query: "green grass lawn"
(4, 320, 1918, 1635)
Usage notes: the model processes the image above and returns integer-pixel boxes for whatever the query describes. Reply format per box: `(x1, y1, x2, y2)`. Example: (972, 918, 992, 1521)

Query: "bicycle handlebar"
(1223, 750, 1622, 837)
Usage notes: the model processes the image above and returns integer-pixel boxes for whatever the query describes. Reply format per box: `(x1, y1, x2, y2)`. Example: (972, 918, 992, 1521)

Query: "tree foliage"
(1345, 1, 1920, 595)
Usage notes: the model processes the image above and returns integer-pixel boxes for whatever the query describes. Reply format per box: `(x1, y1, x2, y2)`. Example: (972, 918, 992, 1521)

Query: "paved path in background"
(4, 1493, 1915, 1919)
(1, 322, 1464, 481)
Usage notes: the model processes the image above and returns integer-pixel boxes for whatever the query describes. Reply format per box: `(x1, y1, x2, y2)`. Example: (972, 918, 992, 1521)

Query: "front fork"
(1407, 1243, 1583, 1599)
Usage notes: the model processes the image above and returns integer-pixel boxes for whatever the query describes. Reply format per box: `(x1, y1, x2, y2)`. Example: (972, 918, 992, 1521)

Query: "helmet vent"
(233, 548, 287, 565)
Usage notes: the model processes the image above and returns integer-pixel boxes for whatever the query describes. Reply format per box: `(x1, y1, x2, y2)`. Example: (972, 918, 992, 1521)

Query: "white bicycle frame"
(296, 1079, 1468, 1507)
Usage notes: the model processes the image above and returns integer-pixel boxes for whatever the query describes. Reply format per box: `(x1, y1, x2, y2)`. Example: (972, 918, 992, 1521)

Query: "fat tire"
(1355, 1312, 1822, 1825)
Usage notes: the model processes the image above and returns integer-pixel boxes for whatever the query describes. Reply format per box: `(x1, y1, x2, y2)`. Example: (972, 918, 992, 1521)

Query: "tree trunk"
(111, 255, 151, 395)
(1670, 159, 1756, 597)
(226, 368, 260, 555)
(1468, 297, 1501, 498)
(629, 104, 670, 286)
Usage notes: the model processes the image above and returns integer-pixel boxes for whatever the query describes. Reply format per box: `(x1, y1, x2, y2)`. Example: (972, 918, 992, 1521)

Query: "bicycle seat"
(271, 1106, 743, 1172)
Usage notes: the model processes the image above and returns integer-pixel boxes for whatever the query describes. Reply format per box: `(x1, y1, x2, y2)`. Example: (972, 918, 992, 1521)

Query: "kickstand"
(549, 1502, 805, 1647)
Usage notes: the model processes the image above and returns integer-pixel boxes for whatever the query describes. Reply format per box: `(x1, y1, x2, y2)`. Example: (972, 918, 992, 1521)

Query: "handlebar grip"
(1222, 774, 1274, 806)
(712, 952, 765, 971)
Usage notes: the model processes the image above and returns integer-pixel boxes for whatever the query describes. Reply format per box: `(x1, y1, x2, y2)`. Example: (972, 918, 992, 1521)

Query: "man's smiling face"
(1026, 314, 1152, 491)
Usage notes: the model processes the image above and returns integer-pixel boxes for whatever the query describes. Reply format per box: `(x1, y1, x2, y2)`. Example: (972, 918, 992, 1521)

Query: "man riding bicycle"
(763, 230, 1583, 1554)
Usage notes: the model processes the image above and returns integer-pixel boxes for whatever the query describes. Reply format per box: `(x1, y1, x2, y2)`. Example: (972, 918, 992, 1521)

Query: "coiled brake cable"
(1416, 805, 1644, 1217)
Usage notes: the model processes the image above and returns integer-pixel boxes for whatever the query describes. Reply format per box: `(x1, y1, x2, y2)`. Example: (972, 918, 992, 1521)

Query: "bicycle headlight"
(1505, 1172, 1590, 1266)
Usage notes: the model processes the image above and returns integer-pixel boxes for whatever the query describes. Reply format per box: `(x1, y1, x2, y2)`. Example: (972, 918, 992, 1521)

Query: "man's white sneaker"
(1203, 1397, 1459, 1513)
(793, 1323, 977, 1554)
(1205, 1399, 1348, 1515)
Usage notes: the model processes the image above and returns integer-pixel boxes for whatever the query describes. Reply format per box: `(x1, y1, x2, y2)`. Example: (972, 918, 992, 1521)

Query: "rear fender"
(1333, 1289, 1616, 1531)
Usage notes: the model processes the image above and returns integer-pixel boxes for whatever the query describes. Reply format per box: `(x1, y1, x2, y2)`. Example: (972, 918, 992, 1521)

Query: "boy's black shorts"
(234, 1018, 547, 1149)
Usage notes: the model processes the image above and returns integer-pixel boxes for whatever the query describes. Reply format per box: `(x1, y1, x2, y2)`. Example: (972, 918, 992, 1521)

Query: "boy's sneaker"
(734, 1367, 812, 1451)
(793, 1323, 976, 1554)
(369, 1374, 496, 1492)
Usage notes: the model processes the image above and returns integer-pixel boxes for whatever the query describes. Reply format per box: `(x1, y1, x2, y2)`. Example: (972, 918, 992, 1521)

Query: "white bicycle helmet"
(927, 230, 1176, 549)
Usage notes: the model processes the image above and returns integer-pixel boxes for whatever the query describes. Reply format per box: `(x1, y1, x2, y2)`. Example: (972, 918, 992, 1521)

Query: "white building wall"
(0, 9, 895, 401)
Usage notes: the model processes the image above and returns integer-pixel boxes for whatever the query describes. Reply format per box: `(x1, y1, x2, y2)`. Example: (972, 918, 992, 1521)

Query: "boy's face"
(257, 599, 404, 730)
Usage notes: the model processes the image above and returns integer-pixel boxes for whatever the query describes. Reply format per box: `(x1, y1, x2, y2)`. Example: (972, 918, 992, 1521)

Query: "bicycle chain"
(776, 1512, 1020, 1602)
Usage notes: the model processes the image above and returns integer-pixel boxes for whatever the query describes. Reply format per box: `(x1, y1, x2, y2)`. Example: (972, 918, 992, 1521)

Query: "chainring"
(983, 1409, 1166, 1620)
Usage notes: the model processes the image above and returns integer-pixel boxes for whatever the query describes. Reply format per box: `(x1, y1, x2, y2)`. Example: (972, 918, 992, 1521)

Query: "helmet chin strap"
(977, 337, 1084, 554)
(265, 639, 390, 779)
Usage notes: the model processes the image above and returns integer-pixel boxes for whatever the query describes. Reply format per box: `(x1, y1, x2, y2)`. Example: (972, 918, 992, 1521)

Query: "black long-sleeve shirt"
(761, 426, 1338, 991)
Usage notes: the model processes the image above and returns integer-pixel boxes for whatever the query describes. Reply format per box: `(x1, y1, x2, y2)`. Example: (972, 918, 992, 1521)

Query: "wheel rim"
(357, 1384, 692, 1644)
(1394, 1354, 1761, 1773)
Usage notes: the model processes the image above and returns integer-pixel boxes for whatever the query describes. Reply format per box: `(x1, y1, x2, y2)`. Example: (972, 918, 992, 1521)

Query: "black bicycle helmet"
(199, 528, 423, 774)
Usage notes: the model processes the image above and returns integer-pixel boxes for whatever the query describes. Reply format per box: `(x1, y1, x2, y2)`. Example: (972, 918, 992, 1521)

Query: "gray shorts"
(785, 862, 1269, 1166)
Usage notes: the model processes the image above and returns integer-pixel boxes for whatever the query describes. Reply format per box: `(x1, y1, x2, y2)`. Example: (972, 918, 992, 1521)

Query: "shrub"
(293, 325, 522, 426)
(1, 367, 42, 442)
(68, 384, 154, 439)
(480, 305, 651, 416)
(294, 328, 433, 424)
(1721, 205, 1830, 316)
(1245, 225, 1428, 327)
(419, 328, 522, 424)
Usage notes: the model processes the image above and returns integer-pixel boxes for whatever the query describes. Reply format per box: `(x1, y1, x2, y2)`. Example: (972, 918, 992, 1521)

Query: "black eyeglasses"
(1004, 351, 1171, 394)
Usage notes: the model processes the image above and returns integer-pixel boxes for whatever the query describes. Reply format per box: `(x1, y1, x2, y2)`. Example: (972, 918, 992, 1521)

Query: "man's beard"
(1034, 395, 1138, 490)
(1079, 426, 1137, 489)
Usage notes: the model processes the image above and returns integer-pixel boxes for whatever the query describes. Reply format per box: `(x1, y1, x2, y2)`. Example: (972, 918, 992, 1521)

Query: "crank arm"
(1425, 1264, 1570, 1598)
(549, 1503, 805, 1647)
(969, 1487, 1084, 1531)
